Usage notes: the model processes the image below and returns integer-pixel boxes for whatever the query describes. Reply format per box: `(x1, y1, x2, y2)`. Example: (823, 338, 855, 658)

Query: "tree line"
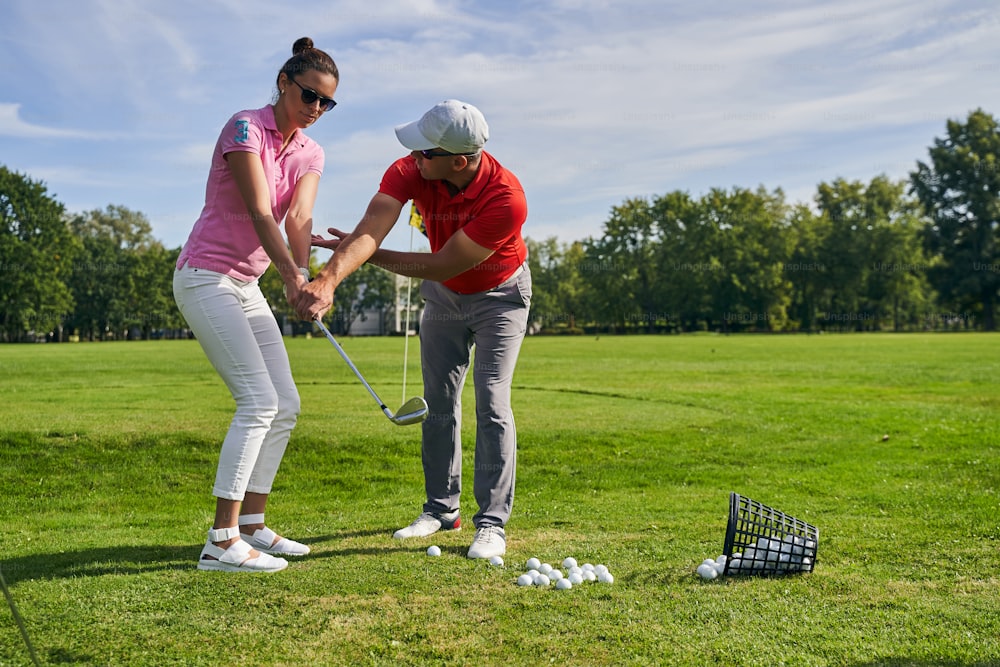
(1, 109, 997, 342)
(533, 108, 998, 333)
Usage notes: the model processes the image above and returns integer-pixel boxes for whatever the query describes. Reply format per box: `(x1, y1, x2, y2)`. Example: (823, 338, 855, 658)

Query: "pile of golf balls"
(698, 534, 816, 578)
(516, 556, 613, 590)
(695, 555, 728, 580)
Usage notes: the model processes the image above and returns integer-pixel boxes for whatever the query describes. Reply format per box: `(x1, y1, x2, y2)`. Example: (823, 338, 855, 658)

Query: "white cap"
(394, 100, 489, 154)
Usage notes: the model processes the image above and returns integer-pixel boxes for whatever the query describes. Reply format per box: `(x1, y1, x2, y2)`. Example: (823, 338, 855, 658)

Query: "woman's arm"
(285, 171, 320, 271)
(227, 151, 308, 293)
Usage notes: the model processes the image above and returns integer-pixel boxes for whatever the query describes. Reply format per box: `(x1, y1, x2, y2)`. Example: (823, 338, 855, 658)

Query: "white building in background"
(349, 274, 422, 336)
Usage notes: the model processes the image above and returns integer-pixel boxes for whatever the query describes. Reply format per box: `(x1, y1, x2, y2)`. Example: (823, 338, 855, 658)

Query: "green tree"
(526, 237, 562, 331)
(699, 187, 792, 332)
(911, 108, 1000, 330)
(815, 177, 934, 331)
(814, 178, 872, 329)
(526, 237, 590, 332)
(858, 177, 933, 331)
(651, 190, 708, 332)
(0, 165, 78, 341)
(584, 198, 661, 332)
(785, 203, 829, 331)
(67, 205, 169, 340)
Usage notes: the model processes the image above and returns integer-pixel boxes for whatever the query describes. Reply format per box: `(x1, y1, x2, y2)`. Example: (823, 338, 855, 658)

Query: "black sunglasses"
(418, 149, 477, 159)
(289, 76, 337, 112)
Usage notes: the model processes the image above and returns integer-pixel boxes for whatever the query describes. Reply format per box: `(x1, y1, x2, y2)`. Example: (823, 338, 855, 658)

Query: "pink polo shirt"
(177, 105, 324, 281)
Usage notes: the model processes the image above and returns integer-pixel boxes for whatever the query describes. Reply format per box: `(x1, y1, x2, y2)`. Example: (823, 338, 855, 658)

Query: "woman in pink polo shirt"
(173, 37, 337, 573)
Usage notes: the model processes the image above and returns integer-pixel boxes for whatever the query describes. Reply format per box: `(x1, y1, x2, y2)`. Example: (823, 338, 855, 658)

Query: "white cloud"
(2, 0, 1000, 250)
(0, 104, 109, 139)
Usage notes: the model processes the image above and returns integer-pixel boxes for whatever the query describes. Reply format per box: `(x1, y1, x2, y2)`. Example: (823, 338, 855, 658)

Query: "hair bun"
(292, 37, 314, 55)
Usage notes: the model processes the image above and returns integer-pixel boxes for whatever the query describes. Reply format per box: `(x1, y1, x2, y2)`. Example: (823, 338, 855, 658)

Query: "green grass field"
(1, 333, 998, 666)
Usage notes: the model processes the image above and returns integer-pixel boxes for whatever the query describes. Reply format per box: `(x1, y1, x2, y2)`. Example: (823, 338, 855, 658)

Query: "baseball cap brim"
(394, 120, 437, 151)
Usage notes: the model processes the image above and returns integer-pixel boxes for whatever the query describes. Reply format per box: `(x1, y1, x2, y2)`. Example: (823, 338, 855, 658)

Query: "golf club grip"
(313, 319, 387, 409)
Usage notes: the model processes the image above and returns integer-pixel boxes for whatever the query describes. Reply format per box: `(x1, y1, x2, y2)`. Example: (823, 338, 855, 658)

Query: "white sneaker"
(393, 510, 461, 539)
(467, 525, 506, 559)
(241, 526, 310, 556)
(197, 540, 288, 573)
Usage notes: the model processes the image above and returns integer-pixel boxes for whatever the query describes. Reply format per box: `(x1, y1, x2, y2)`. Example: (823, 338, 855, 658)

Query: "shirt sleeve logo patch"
(234, 119, 250, 143)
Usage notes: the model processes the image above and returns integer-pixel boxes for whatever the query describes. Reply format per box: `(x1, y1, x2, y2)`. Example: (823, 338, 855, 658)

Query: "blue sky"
(2, 0, 998, 255)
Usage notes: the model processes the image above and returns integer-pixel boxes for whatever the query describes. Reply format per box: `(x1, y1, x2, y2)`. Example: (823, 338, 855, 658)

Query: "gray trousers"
(418, 265, 531, 528)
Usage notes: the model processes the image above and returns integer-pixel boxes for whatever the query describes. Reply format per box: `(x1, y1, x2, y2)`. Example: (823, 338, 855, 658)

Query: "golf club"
(314, 318, 428, 426)
(1, 565, 40, 666)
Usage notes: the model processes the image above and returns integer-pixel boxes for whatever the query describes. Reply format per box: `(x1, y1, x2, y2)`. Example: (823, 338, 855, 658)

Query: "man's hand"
(311, 227, 349, 251)
(294, 274, 335, 322)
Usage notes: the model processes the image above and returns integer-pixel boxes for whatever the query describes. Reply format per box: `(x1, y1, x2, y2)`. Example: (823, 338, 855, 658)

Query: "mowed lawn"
(0, 333, 998, 666)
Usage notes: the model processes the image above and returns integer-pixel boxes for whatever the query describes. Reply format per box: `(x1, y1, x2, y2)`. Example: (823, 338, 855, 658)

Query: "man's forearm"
(369, 248, 469, 282)
(315, 234, 380, 287)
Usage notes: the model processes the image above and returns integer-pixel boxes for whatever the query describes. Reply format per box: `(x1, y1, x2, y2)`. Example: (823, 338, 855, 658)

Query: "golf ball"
(696, 563, 717, 580)
(427, 545, 441, 557)
(562, 557, 578, 569)
(534, 574, 551, 587)
(549, 569, 563, 581)
(489, 555, 504, 567)
(556, 577, 572, 590)
(538, 563, 553, 575)
(526, 557, 541, 570)
(598, 571, 615, 584)
(582, 563, 595, 572)
(517, 574, 533, 586)
(568, 572, 584, 585)
(583, 570, 597, 582)
(728, 558, 742, 571)
(595, 564, 609, 575)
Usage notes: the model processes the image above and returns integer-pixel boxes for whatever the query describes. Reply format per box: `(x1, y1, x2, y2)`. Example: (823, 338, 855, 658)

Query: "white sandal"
(197, 527, 288, 572)
(239, 514, 311, 556)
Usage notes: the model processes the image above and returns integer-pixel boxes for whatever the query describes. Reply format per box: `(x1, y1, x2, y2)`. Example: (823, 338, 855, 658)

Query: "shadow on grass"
(0, 528, 463, 585)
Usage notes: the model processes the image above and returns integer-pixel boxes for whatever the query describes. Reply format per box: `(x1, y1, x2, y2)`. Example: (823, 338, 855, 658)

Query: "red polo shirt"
(378, 151, 528, 294)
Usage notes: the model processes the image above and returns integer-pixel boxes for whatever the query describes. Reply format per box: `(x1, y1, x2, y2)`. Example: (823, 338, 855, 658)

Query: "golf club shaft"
(0, 565, 40, 666)
(314, 318, 391, 417)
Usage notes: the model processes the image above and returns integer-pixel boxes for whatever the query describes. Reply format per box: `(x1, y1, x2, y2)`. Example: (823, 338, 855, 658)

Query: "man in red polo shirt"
(299, 100, 530, 559)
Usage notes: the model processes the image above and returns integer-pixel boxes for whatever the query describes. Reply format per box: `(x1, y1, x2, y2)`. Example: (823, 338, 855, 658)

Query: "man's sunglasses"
(289, 77, 337, 112)
(418, 149, 477, 159)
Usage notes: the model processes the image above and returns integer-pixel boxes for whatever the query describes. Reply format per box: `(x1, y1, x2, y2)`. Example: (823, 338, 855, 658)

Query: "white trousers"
(173, 264, 300, 500)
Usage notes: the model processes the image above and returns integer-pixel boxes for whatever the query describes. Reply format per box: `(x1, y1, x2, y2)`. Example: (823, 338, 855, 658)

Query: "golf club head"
(390, 396, 428, 426)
